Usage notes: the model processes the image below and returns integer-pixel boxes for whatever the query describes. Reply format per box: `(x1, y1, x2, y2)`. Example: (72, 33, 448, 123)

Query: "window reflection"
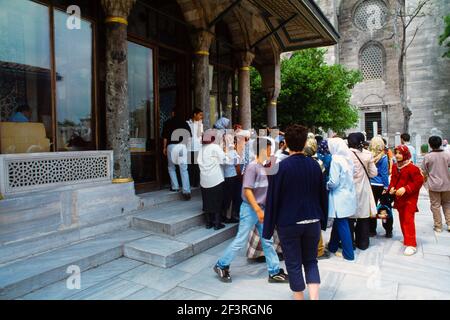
(0, 0, 52, 153)
(54, 10, 93, 151)
(128, 42, 154, 151)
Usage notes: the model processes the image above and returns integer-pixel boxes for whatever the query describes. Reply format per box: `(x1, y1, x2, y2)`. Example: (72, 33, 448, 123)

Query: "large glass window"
(0, 0, 53, 153)
(54, 9, 93, 151)
(128, 41, 155, 147)
(128, 41, 156, 184)
(0, 0, 97, 154)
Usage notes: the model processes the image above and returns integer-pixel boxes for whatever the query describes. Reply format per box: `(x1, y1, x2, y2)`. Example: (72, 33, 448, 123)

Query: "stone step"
(131, 199, 205, 236)
(138, 188, 201, 209)
(0, 229, 149, 300)
(123, 223, 238, 268)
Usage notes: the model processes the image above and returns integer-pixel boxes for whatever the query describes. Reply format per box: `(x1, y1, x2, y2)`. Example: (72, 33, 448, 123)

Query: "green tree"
(439, 14, 450, 58)
(251, 49, 362, 133)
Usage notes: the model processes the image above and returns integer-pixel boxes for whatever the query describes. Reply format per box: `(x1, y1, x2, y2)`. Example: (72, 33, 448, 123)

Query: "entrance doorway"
(158, 47, 192, 187)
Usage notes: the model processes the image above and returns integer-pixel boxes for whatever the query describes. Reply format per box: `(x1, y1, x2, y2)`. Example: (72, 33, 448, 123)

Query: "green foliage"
(439, 14, 450, 58)
(251, 49, 362, 133)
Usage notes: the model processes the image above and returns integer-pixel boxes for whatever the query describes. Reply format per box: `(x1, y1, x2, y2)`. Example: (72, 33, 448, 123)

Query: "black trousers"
(278, 223, 321, 292)
(233, 176, 243, 216)
(369, 185, 394, 234)
(348, 218, 370, 250)
(201, 182, 224, 227)
(222, 176, 240, 220)
(188, 151, 200, 188)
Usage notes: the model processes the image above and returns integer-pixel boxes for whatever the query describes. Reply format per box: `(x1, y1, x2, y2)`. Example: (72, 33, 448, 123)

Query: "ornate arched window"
(360, 43, 384, 80)
(353, 0, 389, 31)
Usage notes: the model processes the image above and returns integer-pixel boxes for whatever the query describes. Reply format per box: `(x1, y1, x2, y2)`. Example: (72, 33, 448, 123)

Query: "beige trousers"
(429, 190, 450, 229)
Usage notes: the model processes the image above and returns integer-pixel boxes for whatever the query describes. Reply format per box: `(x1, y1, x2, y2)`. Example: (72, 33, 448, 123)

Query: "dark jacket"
(162, 116, 191, 145)
(263, 154, 328, 240)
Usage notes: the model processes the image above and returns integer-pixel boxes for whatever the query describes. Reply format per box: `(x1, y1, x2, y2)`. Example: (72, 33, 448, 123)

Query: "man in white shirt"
(401, 133, 417, 164)
(186, 108, 204, 187)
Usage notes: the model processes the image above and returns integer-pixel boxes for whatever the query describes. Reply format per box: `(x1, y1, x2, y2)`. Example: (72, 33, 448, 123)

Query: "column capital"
(191, 30, 215, 55)
(238, 51, 255, 69)
(101, 0, 136, 24)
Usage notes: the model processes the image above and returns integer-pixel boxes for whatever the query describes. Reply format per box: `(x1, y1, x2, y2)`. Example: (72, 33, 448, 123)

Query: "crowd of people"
(162, 109, 450, 300)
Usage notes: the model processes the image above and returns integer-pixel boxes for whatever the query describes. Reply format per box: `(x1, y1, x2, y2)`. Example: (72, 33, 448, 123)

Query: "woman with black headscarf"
(347, 132, 378, 250)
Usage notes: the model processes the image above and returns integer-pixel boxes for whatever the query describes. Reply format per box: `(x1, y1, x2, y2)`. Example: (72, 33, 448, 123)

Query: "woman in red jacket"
(388, 145, 424, 256)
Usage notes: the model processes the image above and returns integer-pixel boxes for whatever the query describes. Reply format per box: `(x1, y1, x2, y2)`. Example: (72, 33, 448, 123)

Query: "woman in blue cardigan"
(263, 125, 328, 300)
(327, 137, 357, 261)
(368, 137, 391, 237)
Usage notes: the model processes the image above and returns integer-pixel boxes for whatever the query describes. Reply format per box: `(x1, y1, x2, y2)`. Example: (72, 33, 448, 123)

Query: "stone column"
(260, 59, 281, 128)
(266, 93, 278, 128)
(191, 30, 214, 129)
(219, 71, 232, 121)
(238, 51, 255, 130)
(101, 0, 135, 181)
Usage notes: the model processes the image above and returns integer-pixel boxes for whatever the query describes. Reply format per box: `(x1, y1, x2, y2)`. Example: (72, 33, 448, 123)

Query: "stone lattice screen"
(353, 0, 389, 31)
(0, 151, 113, 197)
(360, 44, 384, 80)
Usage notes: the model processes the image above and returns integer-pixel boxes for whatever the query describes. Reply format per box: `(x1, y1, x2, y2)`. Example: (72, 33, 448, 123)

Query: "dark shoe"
(224, 217, 239, 224)
(385, 232, 393, 238)
(205, 223, 213, 229)
(247, 256, 266, 263)
(214, 223, 226, 230)
(268, 268, 289, 283)
(369, 231, 377, 237)
(214, 265, 232, 283)
(169, 188, 179, 192)
(182, 193, 191, 201)
(317, 249, 331, 260)
(256, 256, 267, 263)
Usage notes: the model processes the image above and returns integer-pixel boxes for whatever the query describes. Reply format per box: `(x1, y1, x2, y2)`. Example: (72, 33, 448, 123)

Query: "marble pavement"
(20, 188, 450, 300)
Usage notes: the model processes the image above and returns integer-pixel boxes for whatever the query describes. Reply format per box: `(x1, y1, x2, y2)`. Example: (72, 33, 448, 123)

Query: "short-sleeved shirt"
(223, 149, 239, 178)
(242, 160, 269, 206)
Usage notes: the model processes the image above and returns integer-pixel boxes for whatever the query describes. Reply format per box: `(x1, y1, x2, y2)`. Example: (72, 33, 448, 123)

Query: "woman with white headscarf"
(327, 137, 357, 261)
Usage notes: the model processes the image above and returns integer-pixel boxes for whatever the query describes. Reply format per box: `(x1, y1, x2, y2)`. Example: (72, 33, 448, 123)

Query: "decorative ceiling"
(248, 0, 339, 51)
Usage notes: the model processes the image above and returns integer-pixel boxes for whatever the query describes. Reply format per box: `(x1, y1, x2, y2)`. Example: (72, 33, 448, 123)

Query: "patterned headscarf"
(318, 140, 330, 155)
(394, 145, 411, 161)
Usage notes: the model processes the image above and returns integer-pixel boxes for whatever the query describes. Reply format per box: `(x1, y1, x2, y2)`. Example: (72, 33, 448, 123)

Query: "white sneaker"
(404, 246, 417, 256)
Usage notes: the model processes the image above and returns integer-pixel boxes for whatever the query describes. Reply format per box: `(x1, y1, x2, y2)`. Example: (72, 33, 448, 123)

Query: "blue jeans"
(167, 144, 190, 194)
(216, 202, 280, 276)
(328, 218, 354, 261)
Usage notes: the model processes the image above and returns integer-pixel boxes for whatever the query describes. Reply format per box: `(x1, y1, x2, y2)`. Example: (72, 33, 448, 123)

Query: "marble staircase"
(0, 188, 238, 299)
